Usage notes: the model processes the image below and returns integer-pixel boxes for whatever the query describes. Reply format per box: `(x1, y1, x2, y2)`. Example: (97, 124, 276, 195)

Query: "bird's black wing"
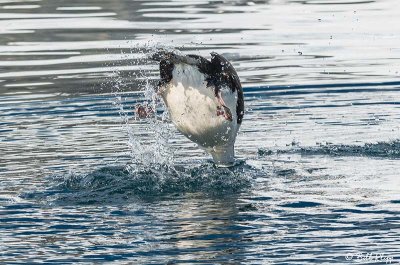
(209, 53, 244, 124)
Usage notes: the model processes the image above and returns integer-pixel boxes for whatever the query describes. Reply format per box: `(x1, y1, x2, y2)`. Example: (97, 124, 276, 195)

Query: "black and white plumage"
(151, 50, 244, 167)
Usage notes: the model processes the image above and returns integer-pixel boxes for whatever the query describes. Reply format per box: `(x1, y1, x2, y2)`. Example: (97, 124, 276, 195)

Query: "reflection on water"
(1, 0, 400, 263)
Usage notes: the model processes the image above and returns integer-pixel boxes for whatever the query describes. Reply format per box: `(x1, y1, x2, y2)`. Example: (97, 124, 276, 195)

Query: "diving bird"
(150, 50, 244, 167)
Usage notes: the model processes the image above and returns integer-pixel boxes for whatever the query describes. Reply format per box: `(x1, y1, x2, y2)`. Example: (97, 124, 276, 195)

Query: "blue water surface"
(1, 0, 400, 264)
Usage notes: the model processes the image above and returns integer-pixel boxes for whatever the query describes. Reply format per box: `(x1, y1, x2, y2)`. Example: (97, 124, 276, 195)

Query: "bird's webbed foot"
(216, 106, 233, 121)
(216, 93, 233, 121)
(134, 104, 154, 119)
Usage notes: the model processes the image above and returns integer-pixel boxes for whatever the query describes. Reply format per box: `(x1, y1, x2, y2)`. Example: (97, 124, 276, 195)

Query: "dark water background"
(1, 0, 400, 264)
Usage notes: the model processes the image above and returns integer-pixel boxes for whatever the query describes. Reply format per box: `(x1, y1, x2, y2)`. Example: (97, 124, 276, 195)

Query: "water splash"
(108, 46, 177, 170)
(22, 162, 257, 205)
(258, 140, 400, 158)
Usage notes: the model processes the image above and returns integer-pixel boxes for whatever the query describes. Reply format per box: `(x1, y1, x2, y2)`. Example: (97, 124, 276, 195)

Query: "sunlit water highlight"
(1, 0, 400, 264)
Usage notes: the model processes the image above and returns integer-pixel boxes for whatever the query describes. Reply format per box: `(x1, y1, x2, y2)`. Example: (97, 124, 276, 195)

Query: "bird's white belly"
(161, 64, 237, 148)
